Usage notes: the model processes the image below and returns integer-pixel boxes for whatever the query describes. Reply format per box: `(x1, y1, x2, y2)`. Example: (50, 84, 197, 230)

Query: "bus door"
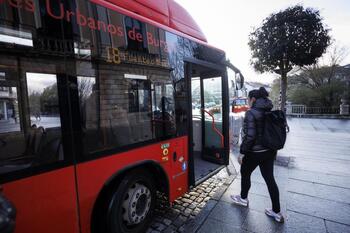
(185, 61, 230, 185)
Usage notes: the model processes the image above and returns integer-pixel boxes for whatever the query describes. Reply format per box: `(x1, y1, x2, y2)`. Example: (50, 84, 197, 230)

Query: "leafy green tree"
(288, 65, 349, 107)
(28, 91, 41, 117)
(248, 5, 331, 112)
(40, 83, 59, 115)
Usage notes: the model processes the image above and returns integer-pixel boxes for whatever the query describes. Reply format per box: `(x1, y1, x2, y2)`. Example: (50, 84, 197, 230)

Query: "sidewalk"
(187, 118, 350, 233)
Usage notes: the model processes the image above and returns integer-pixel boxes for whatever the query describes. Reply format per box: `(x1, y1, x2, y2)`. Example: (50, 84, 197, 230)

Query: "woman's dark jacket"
(240, 98, 273, 154)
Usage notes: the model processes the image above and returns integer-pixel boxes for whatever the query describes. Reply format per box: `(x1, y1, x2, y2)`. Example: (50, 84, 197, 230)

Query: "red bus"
(0, 1, 243, 233)
(232, 97, 249, 113)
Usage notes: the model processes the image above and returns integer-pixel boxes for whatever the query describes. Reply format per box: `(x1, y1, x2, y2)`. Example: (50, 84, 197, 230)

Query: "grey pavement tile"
(287, 192, 350, 225)
(242, 210, 286, 233)
(222, 190, 287, 215)
(197, 218, 250, 233)
(207, 201, 248, 227)
(288, 169, 350, 189)
(325, 221, 350, 233)
(222, 177, 287, 205)
(291, 159, 350, 176)
(284, 149, 350, 161)
(245, 193, 287, 214)
(273, 165, 290, 178)
(287, 178, 350, 204)
(312, 182, 350, 205)
(287, 179, 316, 196)
(286, 211, 327, 233)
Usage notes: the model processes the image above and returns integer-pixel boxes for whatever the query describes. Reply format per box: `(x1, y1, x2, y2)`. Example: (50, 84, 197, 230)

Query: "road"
(195, 118, 350, 233)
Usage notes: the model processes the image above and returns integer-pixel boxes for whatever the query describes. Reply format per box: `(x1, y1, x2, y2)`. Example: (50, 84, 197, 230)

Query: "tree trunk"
(280, 73, 287, 113)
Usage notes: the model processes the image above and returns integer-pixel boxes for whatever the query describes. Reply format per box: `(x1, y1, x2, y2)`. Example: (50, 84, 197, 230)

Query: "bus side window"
(152, 81, 176, 138)
(77, 76, 99, 154)
(76, 70, 178, 158)
(0, 70, 64, 175)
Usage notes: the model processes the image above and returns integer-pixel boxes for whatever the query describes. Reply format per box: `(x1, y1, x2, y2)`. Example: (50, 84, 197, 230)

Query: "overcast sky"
(175, 0, 350, 84)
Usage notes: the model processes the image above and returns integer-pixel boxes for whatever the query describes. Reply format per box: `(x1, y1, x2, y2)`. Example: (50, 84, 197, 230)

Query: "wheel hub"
(122, 183, 151, 225)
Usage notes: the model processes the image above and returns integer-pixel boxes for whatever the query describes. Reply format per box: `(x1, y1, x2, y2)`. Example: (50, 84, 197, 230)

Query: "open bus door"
(185, 59, 230, 186)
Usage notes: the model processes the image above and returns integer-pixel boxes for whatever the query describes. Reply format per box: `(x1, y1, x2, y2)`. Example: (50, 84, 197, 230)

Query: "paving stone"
(164, 212, 178, 221)
(153, 216, 165, 223)
(182, 202, 189, 207)
(181, 198, 192, 204)
(208, 201, 248, 227)
(173, 215, 188, 228)
(162, 218, 172, 226)
(184, 208, 192, 216)
(197, 189, 204, 194)
(163, 225, 177, 233)
(198, 202, 206, 208)
(174, 205, 185, 211)
(287, 192, 350, 225)
(173, 200, 182, 205)
(189, 191, 200, 197)
(178, 226, 185, 232)
(286, 211, 327, 233)
(148, 165, 235, 232)
(197, 218, 250, 233)
(288, 169, 350, 189)
(183, 200, 218, 233)
(192, 209, 200, 216)
(242, 210, 285, 233)
(205, 188, 212, 192)
(188, 203, 196, 209)
(211, 185, 228, 201)
(325, 220, 350, 233)
(151, 222, 167, 231)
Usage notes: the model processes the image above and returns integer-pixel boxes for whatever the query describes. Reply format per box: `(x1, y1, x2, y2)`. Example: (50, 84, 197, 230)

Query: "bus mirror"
(223, 59, 244, 90)
(235, 73, 244, 90)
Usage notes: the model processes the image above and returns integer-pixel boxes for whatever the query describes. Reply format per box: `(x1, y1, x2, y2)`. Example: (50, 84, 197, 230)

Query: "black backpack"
(262, 110, 287, 150)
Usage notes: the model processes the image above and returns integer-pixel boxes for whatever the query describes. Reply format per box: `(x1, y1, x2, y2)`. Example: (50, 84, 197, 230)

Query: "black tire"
(107, 169, 156, 233)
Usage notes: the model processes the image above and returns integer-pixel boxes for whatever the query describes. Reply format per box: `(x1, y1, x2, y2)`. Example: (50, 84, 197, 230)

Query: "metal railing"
(286, 105, 340, 116)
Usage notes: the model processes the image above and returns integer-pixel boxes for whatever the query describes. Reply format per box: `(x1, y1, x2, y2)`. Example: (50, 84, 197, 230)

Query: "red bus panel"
(2, 167, 79, 233)
(168, 0, 207, 42)
(106, 0, 169, 25)
(104, 0, 207, 42)
(76, 136, 188, 233)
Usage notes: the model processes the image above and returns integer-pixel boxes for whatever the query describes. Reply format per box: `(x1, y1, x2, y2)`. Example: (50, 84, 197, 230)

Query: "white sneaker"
(265, 208, 284, 223)
(230, 195, 249, 207)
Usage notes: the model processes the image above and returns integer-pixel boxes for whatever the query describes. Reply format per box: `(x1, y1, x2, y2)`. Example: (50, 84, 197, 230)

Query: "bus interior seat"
(0, 126, 62, 174)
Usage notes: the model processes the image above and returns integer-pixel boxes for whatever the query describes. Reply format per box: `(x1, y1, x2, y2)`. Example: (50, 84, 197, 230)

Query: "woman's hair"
(248, 87, 269, 99)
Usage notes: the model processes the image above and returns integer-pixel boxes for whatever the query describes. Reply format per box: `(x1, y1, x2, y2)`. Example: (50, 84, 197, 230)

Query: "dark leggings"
(240, 150, 281, 213)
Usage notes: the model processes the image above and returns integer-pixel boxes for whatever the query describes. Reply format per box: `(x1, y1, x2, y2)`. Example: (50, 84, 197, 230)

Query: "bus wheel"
(108, 170, 156, 233)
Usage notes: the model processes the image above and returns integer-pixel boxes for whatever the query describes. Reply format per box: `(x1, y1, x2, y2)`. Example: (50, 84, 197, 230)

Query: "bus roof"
(101, 0, 207, 43)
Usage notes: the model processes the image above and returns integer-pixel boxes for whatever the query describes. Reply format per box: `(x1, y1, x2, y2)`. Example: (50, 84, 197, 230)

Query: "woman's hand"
(238, 154, 244, 165)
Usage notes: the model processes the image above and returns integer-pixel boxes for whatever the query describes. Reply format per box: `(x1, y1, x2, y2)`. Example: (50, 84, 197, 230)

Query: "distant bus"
(232, 97, 249, 113)
(0, 1, 243, 233)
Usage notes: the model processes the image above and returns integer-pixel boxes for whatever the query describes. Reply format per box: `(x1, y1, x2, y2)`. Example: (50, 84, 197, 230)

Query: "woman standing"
(231, 87, 284, 223)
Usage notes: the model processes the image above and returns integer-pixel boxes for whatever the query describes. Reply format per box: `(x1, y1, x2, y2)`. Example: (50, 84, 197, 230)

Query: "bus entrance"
(186, 61, 230, 184)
